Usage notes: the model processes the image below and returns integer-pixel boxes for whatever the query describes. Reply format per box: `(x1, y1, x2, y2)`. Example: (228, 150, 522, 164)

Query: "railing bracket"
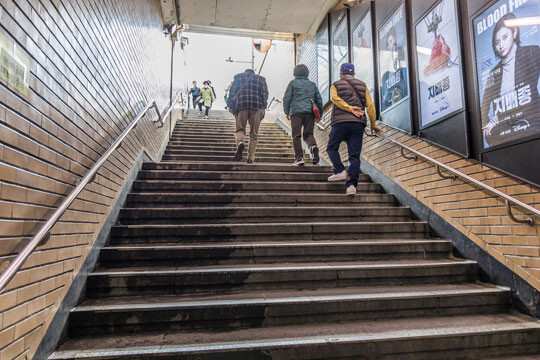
(40, 232, 51, 246)
(506, 200, 535, 226)
(364, 128, 377, 137)
(436, 165, 457, 180)
(401, 147, 417, 161)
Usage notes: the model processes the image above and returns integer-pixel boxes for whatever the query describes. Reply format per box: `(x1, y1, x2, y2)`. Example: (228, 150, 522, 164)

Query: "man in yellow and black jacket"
(327, 62, 382, 196)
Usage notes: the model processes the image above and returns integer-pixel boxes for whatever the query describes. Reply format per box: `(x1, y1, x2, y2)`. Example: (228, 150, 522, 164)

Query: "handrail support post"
(400, 147, 417, 161)
(505, 200, 535, 226)
(436, 165, 457, 180)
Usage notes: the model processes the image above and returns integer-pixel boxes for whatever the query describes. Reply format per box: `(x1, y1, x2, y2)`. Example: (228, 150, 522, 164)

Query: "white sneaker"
(204, 115, 209, 119)
(346, 185, 356, 197)
(328, 170, 347, 182)
(293, 158, 305, 166)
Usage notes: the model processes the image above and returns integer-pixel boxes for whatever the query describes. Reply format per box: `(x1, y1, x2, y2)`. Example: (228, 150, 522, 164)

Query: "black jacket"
(481, 45, 540, 129)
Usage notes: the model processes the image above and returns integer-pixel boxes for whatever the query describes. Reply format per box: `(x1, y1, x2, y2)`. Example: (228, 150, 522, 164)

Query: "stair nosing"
(72, 285, 510, 313)
(49, 319, 540, 359)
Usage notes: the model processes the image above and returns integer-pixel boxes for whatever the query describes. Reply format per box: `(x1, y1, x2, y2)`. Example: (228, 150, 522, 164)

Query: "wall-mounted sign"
(352, 10, 375, 96)
(316, 20, 330, 105)
(474, 0, 540, 149)
(415, 0, 463, 127)
(0, 31, 30, 96)
(378, 3, 409, 113)
(332, 10, 349, 84)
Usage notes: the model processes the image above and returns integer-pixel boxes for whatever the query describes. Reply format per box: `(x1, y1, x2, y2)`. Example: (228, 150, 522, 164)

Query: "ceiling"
(161, 0, 340, 39)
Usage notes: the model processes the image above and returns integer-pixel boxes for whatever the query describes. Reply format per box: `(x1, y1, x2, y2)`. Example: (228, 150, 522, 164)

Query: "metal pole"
(251, 45, 255, 71)
(258, 51, 270, 75)
(169, 31, 176, 137)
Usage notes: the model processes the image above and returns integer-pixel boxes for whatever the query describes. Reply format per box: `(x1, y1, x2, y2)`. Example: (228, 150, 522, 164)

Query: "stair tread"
(120, 205, 407, 211)
(103, 239, 447, 249)
(92, 259, 475, 275)
(74, 282, 507, 311)
(52, 313, 540, 356)
(113, 220, 427, 228)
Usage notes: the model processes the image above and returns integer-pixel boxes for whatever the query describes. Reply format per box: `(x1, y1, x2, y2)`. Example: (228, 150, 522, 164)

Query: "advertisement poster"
(416, 0, 463, 127)
(316, 23, 330, 105)
(474, 0, 540, 149)
(378, 3, 409, 113)
(0, 30, 30, 96)
(353, 11, 375, 95)
(333, 10, 349, 83)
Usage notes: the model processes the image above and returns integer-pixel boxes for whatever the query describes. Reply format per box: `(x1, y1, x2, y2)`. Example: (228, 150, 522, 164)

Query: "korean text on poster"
(416, 0, 464, 127)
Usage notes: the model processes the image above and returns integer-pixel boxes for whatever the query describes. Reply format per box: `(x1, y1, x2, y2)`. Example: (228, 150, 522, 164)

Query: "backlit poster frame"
(352, 9, 375, 97)
(415, 0, 465, 129)
(377, 2, 410, 115)
(472, 0, 540, 151)
(332, 9, 349, 85)
(316, 17, 330, 105)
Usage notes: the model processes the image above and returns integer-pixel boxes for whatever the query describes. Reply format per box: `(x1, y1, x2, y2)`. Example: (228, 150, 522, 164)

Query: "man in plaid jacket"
(227, 69, 269, 164)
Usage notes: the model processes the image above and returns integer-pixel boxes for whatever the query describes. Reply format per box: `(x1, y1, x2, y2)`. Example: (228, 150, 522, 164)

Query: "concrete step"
(169, 134, 292, 142)
(131, 180, 382, 193)
(173, 128, 286, 135)
(161, 154, 296, 162)
(117, 206, 411, 225)
(68, 283, 509, 336)
(51, 313, 540, 359)
(142, 162, 334, 172)
(126, 192, 397, 208)
(163, 149, 296, 158)
(86, 259, 478, 297)
(166, 139, 293, 146)
(99, 239, 452, 267)
(109, 221, 430, 243)
(136, 170, 368, 182)
(165, 144, 295, 152)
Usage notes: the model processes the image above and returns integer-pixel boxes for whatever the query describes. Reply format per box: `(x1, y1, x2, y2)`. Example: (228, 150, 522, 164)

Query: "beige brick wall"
(296, 33, 540, 294)
(0, 0, 182, 358)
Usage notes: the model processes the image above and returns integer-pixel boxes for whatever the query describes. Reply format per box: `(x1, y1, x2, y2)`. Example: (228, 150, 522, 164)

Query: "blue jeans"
(326, 122, 366, 187)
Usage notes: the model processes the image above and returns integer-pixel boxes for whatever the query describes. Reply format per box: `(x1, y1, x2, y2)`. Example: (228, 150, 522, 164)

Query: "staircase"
(50, 110, 540, 359)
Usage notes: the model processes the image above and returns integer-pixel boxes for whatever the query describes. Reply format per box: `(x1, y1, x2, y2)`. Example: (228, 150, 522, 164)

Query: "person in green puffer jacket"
(283, 64, 324, 165)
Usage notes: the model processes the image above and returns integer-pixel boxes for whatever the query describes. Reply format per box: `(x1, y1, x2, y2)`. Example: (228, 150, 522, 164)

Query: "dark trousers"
(205, 106, 211, 116)
(291, 113, 317, 160)
(326, 122, 366, 187)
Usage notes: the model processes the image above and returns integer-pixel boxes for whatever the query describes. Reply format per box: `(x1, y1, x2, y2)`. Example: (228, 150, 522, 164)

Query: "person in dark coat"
(227, 69, 269, 164)
(327, 63, 382, 196)
(283, 64, 324, 165)
(188, 81, 201, 111)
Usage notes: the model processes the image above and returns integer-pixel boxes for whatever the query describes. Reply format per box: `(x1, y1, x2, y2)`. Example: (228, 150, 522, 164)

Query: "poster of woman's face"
(378, 3, 409, 113)
(415, 0, 464, 128)
(474, 0, 540, 149)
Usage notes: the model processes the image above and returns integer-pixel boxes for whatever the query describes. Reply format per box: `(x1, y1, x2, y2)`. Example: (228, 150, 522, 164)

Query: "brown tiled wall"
(296, 34, 540, 294)
(0, 0, 181, 358)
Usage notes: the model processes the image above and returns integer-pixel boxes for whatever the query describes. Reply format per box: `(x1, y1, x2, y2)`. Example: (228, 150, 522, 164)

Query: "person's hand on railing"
(372, 125, 383, 134)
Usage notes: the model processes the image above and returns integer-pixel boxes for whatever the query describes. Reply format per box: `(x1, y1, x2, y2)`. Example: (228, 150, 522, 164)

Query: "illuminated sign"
(474, 0, 540, 148)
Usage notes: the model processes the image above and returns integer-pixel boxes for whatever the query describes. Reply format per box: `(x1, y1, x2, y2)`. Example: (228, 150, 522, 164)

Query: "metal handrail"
(0, 98, 179, 294)
(158, 92, 183, 129)
(365, 129, 539, 226)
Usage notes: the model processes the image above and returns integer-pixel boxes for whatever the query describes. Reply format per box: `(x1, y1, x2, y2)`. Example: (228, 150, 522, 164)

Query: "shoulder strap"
(341, 80, 363, 106)
(299, 80, 315, 106)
